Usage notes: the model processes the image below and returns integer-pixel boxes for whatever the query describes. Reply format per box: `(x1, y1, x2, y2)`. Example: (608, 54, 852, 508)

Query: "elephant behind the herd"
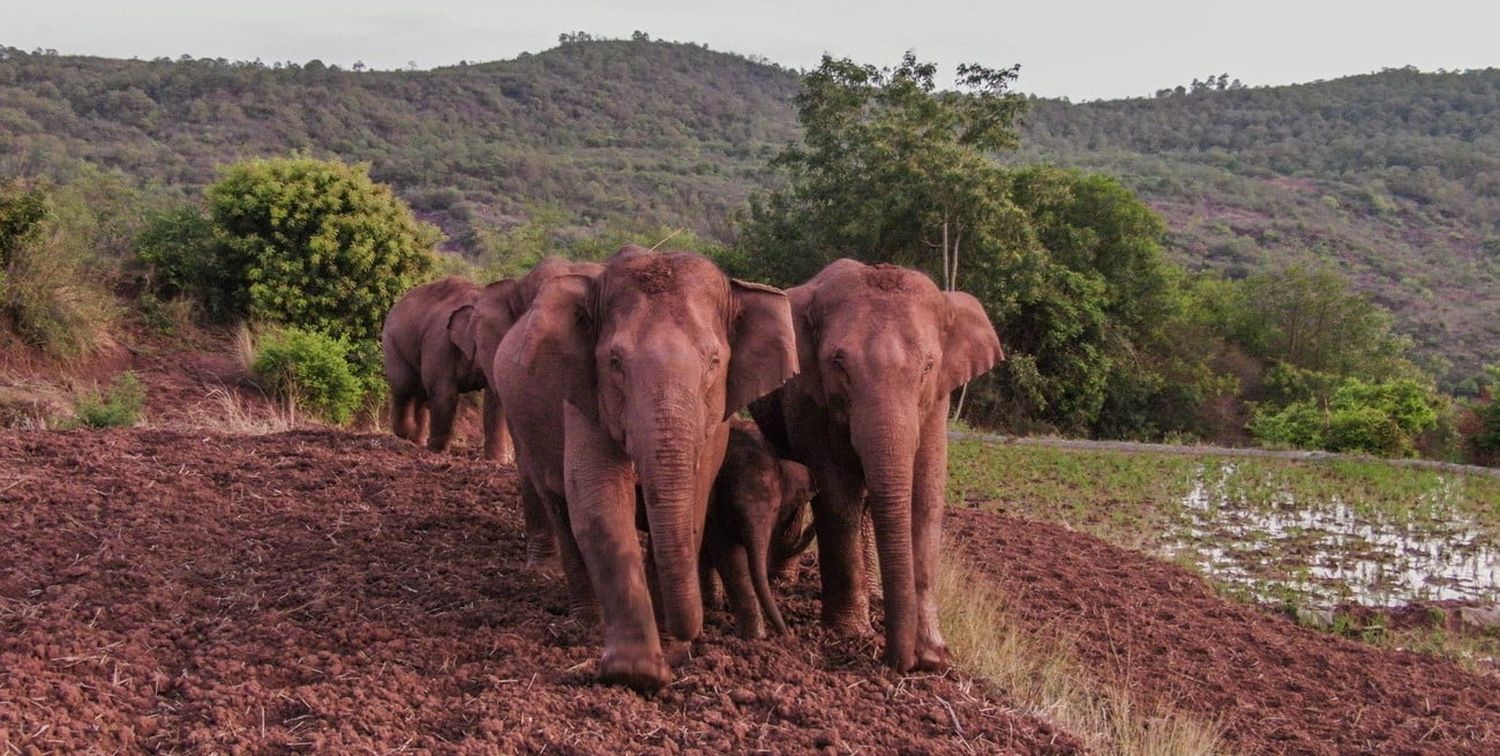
(381, 248, 1004, 688)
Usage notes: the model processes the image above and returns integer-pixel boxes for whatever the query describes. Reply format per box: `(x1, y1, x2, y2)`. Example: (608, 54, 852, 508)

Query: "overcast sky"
(2, 1, 1496, 100)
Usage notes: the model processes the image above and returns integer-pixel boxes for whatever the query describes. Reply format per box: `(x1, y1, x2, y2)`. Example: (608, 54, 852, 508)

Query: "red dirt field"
(0, 430, 1074, 753)
(949, 511, 1500, 754)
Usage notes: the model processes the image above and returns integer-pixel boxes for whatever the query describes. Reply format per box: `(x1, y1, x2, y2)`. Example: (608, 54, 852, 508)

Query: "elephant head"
(509, 245, 798, 684)
(447, 257, 606, 388)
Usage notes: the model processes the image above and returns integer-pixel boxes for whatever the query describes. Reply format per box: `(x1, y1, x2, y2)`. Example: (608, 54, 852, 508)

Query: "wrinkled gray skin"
(494, 245, 798, 690)
(700, 420, 815, 639)
(752, 259, 1004, 673)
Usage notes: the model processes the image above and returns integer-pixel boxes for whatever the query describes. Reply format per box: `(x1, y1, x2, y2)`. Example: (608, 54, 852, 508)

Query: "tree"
(739, 54, 1213, 438)
(204, 156, 440, 342)
(740, 52, 1026, 288)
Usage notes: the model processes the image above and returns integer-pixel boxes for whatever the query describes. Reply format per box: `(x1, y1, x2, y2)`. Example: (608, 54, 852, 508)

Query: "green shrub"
(1325, 405, 1408, 456)
(1248, 401, 1326, 449)
(71, 372, 146, 429)
(205, 156, 440, 341)
(0, 180, 113, 356)
(134, 204, 219, 301)
(1250, 376, 1441, 457)
(251, 327, 365, 424)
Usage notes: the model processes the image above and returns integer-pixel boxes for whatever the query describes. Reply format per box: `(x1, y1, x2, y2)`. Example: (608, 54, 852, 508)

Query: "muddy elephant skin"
(381, 277, 498, 457)
(493, 245, 798, 690)
(752, 259, 1004, 673)
(700, 420, 815, 639)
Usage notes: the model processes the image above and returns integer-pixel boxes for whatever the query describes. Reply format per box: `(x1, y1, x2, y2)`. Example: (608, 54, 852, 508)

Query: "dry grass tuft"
(181, 386, 297, 434)
(231, 323, 257, 373)
(937, 554, 1225, 755)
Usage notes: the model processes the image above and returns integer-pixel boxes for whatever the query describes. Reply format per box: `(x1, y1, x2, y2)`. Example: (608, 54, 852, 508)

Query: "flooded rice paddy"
(1167, 462, 1500, 607)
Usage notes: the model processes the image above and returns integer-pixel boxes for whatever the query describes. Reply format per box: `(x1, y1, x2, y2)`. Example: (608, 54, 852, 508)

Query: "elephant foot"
(733, 617, 767, 641)
(914, 641, 953, 673)
(568, 602, 601, 627)
(822, 609, 874, 639)
(599, 645, 672, 691)
(525, 547, 561, 575)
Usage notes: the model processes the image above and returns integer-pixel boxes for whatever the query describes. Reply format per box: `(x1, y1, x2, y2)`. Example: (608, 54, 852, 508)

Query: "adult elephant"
(382, 277, 500, 457)
(493, 245, 798, 689)
(751, 259, 1003, 673)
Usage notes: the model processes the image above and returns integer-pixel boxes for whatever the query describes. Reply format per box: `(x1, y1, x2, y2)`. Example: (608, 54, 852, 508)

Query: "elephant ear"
(784, 282, 822, 400)
(939, 290, 1005, 396)
(509, 273, 599, 422)
(724, 279, 800, 421)
(446, 304, 480, 367)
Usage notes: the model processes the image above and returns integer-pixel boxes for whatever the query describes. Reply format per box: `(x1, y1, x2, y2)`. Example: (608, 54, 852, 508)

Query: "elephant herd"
(381, 246, 1004, 690)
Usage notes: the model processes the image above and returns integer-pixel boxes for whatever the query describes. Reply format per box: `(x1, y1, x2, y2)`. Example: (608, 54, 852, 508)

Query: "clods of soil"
(1, 430, 1072, 753)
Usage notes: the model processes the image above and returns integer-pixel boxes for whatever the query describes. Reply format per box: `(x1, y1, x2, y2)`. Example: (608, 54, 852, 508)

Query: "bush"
(1248, 401, 1326, 449)
(134, 204, 218, 301)
(205, 156, 440, 341)
(71, 372, 146, 429)
(0, 180, 113, 356)
(251, 327, 365, 424)
(1249, 376, 1441, 457)
(1325, 405, 1408, 456)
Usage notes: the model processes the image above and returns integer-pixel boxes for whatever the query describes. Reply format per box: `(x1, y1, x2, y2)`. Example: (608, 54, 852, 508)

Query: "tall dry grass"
(937, 554, 1225, 755)
(182, 385, 297, 434)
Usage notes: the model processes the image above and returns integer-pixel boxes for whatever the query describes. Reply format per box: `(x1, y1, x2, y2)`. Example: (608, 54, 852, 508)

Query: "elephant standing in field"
(382, 277, 504, 458)
(493, 245, 798, 689)
(700, 420, 816, 639)
(751, 259, 1004, 673)
(384, 261, 602, 567)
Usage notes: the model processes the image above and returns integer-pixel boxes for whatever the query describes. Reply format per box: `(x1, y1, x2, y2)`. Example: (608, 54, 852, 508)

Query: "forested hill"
(2, 41, 1498, 377)
(1020, 67, 1500, 379)
(0, 40, 801, 248)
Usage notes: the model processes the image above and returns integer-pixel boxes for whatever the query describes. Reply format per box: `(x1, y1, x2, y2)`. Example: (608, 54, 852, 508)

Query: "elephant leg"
(699, 556, 721, 613)
(562, 402, 668, 690)
(425, 385, 459, 453)
(520, 477, 558, 572)
(481, 388, 514, 463)
(809, 464, 873, 636)
(540, 484, 597, 624)
(911, 406, 953, 671)
(391, 392, 419, 441)
(745, 522, 788, 637)
(716, 542, 764, 640)
(413, 400, 431, 446)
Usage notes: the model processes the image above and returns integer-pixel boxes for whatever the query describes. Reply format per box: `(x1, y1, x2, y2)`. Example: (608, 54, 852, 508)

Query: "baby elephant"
(701, 421, 816, 639)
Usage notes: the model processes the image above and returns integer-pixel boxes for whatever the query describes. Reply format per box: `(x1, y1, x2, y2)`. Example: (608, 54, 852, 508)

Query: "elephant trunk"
(631, 390, 708, 642)
(849, 402, 920, 671)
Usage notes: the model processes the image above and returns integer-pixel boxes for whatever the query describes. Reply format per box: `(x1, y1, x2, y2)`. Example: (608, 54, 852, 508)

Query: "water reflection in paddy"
(1167, 463, 1500, 607)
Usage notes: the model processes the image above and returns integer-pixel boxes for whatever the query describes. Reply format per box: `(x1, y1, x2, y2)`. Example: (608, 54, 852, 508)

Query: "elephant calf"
(701, 421, 815, 639)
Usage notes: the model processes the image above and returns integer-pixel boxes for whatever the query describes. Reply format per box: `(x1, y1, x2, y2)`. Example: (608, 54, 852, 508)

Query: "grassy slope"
(3, 43, 1497, 376)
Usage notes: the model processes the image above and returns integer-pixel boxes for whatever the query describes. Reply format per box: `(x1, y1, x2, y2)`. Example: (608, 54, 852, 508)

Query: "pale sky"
(2, 1, 1496, 100)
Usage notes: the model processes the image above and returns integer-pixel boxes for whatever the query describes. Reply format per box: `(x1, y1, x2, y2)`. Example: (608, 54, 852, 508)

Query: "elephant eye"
(922, 355, 935, 375)
(829, 349, 846, 374)
(707, 350, 722, 372)
(609, 351, 623, 372)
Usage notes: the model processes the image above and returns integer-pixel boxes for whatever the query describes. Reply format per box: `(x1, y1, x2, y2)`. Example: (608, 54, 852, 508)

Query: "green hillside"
(2, 41, 1497, 379)
(1019, 68, 1500, 380)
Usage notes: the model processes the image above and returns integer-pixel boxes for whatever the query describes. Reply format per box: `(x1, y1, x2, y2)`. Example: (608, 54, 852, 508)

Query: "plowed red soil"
(0, 430, 1074, 753)
(948, 510, 1500, 754)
